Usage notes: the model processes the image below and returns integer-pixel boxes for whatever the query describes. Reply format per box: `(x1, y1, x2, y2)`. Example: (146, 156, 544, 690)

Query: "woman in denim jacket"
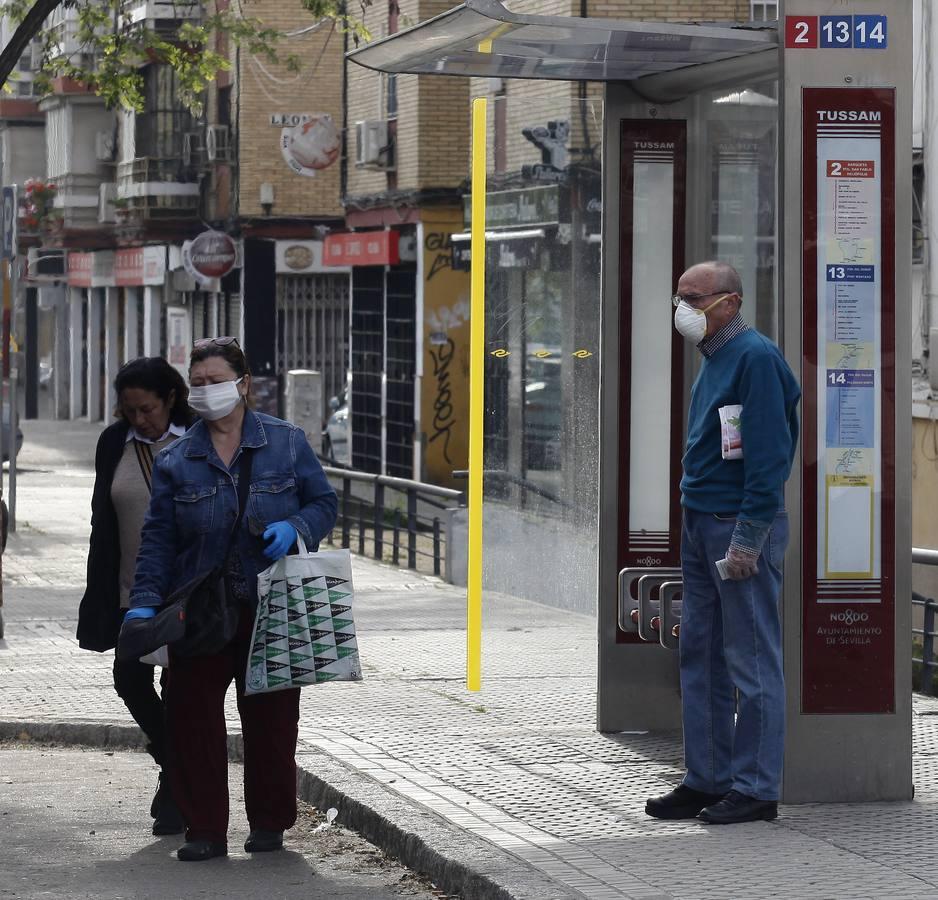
(128, 337, 337, 862)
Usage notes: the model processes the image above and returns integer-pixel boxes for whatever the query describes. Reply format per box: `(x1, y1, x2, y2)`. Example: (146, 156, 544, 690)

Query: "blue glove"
(263, 521, 297, 561)
(124, 606, 157, 621)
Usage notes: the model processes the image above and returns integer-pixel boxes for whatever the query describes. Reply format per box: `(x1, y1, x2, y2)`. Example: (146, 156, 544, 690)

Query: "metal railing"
(913, 548, 938, 695)
(321, 465, 464, 577)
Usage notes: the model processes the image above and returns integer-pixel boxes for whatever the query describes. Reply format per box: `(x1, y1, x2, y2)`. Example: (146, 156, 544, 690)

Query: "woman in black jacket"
(76, 357, 194, 835)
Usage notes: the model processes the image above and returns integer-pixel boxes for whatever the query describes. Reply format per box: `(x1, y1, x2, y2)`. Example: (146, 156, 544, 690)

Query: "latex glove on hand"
(124, 606, 157, 621)
(724, 547, 760, 581)
(263, 521, 298, 561)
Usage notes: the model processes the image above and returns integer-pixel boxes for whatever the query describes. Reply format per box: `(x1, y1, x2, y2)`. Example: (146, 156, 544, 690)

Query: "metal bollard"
(391, 508, 401, 565)
(357, 501, 365, 555)
(432, 516, 441, 576)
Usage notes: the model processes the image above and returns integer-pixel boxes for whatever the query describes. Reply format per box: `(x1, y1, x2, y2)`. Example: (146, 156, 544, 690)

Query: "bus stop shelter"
(349, 0, 913, 804)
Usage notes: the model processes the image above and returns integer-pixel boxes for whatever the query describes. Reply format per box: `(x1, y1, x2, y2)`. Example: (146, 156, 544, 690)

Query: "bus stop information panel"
(801, 87, 896, 715)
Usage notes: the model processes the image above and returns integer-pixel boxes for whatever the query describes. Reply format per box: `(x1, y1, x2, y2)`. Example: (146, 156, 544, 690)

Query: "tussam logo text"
(816, 110, 882, 122)
(830, 609, 869, 626)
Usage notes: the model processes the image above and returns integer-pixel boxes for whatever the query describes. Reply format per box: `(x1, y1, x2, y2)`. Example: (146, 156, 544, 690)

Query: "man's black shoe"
(698, 790, 778, 824)
(645, 785, 725, 820)
(244, 829, 284, 853)
(177, 840, 228, 862)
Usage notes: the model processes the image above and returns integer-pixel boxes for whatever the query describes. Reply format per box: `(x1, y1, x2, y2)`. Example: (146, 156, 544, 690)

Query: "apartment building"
(230, 2, 349, 421)
(3, 1, 351, 426)
(341, 0, 471, 485)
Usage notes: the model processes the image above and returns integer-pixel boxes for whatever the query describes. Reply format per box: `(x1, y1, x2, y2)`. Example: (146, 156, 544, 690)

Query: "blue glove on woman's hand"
(263, 521, 298, 561)
(124, 606, 157, 621)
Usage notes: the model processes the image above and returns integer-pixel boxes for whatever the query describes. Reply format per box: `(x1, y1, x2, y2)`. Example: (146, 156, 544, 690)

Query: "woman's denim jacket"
(129, 410, 338, 610)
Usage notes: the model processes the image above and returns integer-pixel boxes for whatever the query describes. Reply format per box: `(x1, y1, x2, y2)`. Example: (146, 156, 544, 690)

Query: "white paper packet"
(718, 404, 743, 460)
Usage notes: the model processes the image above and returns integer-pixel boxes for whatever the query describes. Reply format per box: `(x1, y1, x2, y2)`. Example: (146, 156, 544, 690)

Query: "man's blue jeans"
(679, 508, 789, 801)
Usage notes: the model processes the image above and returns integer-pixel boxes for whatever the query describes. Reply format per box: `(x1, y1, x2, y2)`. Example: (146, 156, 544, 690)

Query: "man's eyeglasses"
(193, 336, 240, 349)
(671, 291, 734, 308)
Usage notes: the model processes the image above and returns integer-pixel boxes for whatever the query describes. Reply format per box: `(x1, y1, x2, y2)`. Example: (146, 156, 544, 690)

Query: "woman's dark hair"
(114, 357, 193, 426)
(188, 339, 253, 406)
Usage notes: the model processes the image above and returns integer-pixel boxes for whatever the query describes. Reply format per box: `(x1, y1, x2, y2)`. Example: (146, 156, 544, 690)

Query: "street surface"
(0, 744, 445, 899)
(3, 419, 938, 899)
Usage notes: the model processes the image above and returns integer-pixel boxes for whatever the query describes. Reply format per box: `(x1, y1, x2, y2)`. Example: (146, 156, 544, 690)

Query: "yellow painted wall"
(913, 415, 938, 604)
(421, 208, 471, 487)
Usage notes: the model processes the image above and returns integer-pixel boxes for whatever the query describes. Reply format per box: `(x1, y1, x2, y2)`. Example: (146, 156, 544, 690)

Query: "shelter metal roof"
(347, 0, 779, 93)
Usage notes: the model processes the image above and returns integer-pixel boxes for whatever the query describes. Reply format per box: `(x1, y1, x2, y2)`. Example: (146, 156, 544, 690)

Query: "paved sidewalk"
(3, 419, 938, 899)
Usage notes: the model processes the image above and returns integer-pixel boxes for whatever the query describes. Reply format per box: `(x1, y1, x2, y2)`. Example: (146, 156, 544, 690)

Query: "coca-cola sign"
(182, 230, 238, 284)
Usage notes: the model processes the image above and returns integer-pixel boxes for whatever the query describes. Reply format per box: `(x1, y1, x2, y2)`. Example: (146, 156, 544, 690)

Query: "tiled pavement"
(3, 420, 938, 899)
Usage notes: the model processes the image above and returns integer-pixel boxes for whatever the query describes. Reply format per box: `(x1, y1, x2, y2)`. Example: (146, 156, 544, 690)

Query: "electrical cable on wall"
(250, 22, 335, 91)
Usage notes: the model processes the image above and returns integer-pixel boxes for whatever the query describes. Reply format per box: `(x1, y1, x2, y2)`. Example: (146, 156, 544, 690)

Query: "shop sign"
(182, 230, 238, 285)
(324, 230, 399, 267)
(521, 119, 570, 184)
(166, 306, 191, 377)
(280, 113, 340, 177)
(274, 240, 345, 274)
(67, 251, 94, 287)
(451, 237, 542, 270)
(462, 185, 560, 231)
(115, 246, 165, 286)
(269, 113, 315, 127)
(1, 185, 17, 260)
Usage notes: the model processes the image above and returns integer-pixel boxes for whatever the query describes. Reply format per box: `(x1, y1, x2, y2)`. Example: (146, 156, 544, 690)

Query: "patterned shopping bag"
(245, 540, 362, 695)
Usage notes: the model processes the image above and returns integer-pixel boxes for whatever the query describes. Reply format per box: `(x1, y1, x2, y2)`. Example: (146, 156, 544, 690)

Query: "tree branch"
(0, 0, 63, 91)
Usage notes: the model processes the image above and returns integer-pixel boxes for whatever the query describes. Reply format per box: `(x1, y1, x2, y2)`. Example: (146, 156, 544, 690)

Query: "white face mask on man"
(672, 294, 730, 343)
(188, 377, 244, 421)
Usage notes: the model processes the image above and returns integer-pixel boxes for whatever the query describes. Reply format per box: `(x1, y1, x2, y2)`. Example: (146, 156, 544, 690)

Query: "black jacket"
(76, 420, 132, 651)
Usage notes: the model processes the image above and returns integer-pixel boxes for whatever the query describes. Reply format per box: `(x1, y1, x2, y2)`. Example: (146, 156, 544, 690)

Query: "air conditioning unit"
(27, 247, 66, 281)
(98, 182, 116, 223)
(95, 131, 116, 162)
(355, 120, 392, 169)
(206, 125, 231, 162)
(182, 131, 205, 168)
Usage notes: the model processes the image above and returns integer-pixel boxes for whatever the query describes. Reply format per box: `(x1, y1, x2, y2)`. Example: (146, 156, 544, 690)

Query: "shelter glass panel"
(477, 89, 602, 616)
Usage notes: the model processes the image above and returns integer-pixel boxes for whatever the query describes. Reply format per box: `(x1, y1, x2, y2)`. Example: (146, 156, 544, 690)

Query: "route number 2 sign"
(785, 15, 887, 50)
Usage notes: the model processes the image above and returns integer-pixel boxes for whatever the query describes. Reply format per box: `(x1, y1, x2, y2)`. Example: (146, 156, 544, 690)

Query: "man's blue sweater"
(681, 320, 801, 555)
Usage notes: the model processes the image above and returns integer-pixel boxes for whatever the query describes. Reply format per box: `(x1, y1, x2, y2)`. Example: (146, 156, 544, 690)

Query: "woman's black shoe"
(177, 840, 227, 862)
(152, 795, 185, 836)
(149, 771, 165, 819)
(244, 829, 284, 853)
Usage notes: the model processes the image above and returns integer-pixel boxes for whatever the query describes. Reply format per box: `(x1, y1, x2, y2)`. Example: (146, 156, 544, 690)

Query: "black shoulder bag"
(117, 449, 253, 661)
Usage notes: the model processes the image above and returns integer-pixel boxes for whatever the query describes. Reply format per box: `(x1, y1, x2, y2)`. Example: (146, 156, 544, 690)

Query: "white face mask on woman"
(673, 294, 730, 344)
(188, 377, 244, 421)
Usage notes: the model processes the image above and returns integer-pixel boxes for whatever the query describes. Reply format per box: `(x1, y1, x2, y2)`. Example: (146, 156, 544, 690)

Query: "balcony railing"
(116, 157, 200, 219)
(121, 0, 201, 25)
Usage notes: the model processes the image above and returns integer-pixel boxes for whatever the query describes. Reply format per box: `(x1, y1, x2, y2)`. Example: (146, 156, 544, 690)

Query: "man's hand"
(724, 547, 759, 580)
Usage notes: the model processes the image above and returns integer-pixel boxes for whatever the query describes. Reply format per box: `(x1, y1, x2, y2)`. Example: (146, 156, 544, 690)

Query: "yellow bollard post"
(467, 97, 487, 692)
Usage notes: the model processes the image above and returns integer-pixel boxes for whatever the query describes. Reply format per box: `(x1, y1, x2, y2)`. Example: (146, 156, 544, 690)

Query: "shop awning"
(347, 0, 779, 99)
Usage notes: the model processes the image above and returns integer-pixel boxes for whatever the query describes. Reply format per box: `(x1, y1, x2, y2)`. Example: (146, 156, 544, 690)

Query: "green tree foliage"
(0, 0, 372, 113)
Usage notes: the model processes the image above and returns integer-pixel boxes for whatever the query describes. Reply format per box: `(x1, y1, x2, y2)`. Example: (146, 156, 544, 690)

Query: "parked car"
(39, 356, 52, 390)
(321, 392, 350, 466)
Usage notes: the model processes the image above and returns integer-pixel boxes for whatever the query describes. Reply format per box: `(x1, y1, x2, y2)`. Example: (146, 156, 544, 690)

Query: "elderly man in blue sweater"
(646, 260, 801, 825)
